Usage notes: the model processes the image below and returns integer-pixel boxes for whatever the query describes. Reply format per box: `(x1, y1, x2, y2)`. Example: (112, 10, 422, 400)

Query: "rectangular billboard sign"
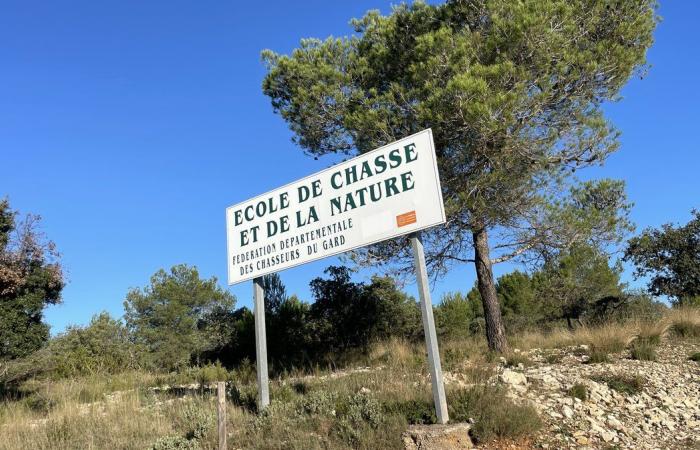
(226, 129, 445, 285)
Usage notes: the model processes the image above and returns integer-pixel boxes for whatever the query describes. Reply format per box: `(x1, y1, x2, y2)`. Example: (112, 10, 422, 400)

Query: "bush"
(229, 384, 257, 413)
(545, 353, 563, 364)
(449, 386, 541, 442)
(666, 307, 700, 338)
(195, 362, 229, 385)
(592, 375, 645, 395)
(630, 340, 657, 361)
(567, 384, 588, 401)
(253, 401, 295, 431)
(23, 392, 56, 414)
(635, 319, 667, 345)
(181, 404, 214, 441)
(671, 322, 700, 338)
(297, 390, 338, 416)
(46, 312, 140, 378)
(435, 292, 481, 340)
(385, 399, 437, 425)
(337, 392, 384, 428)
(583, 323, 634, 354)
(689, 352, 700, 362)
(151, 435, 199, 450)
(504, 353, 533, 368)
(586, 350, 610, 364)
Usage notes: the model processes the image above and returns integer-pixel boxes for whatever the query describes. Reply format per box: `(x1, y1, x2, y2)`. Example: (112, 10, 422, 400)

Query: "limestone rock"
(499, 369, 527, 386)
(402, 424, 473, 450)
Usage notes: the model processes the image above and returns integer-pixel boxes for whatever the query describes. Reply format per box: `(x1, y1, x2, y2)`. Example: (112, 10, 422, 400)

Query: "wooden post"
(217, 381, 227, 450)
(253, 277, 270, 409)
(410, 231, 449, 424)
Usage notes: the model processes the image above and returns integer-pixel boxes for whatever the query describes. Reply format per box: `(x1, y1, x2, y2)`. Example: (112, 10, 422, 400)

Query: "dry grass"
(3, 308, 699, 449)
(513, 308, 700, 353)
(513, 322, 638, 355)
(633, 318, 670, 345)
(665, 307, 700, 338)
(577, 322, 638, 354)
(368, 338, 423, 372)
(511, 329, 578, 350)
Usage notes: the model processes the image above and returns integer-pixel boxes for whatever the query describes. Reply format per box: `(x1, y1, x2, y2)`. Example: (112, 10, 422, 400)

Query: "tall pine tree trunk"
(472, 226, 509, 353)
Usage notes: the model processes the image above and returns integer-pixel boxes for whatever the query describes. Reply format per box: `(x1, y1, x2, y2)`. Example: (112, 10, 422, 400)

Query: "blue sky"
(1, 1, 698, 333)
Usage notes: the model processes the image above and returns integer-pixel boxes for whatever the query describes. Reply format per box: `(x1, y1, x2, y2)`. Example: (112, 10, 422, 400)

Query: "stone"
(402, 424, 473, 450)
(499, 369, 527, 386)
(600, 431, 615, 442)
(562, 405, 574, 419)
(607, 416, 623, 431)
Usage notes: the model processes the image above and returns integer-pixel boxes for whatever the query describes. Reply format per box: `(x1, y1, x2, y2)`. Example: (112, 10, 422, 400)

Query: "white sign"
(226, 129, 445, 285)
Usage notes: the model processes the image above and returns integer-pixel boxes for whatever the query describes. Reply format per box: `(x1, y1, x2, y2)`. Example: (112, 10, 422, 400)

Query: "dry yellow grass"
(665, 306, 700, 338)
(632, 318, 670, 344)
(368, 338, 421, 371)
(2, 308, 698, 449)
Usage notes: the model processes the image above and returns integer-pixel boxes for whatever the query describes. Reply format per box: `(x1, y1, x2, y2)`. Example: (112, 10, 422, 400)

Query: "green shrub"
(196, 362, 229, 385)
(672, 322, 700, 338)
(151, 435, 199, 450)
(181, 404, 213, 441)
(23, 392, 56, 414)
(252, 401, 296, 431)
(271, 384, 298, 404)
(635, 333, 662, 346)
(291, 381, 308, 395)
(337, 392, 384, 428)
(586, 350, 610, 364)
(229, 384, 257, 412)
(462, 365, 495, 384)
(504, 353, 533, 368)
(385, 399, 437, 425)
(442, 346, 471, 371)
(545, 353, 563, 364)
(297, 390, 338, 416)
(435, 292, 481, 340)
(231, 358, 257, 385)
(567, 384, 588, 401)
(630, 340, 657, 361)
(332, 418, 368, 447)
(592, 375, 645, 395)
(449, 386, 541, 442)
(689, 352, 700, 362)
(47, 312, 140, 378)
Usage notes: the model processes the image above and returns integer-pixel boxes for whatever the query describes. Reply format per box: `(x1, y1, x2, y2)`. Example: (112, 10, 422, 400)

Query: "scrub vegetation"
(2, 196, 700, 448)
(1, 302, 698, 449)
(3, 0, 699, 448)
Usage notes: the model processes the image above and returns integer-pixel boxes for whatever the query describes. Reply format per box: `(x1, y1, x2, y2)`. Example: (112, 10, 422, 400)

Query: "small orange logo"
(396, 211, 417, 227)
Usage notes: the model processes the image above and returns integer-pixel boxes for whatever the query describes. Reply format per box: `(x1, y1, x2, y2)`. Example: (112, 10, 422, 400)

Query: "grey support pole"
(253, 277, 270, 409)
(410, 232, 449, 424)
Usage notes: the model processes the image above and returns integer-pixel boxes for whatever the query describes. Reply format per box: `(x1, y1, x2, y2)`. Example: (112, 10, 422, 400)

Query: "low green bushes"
(567, 383, 588, 401)
(385, 399, 437, 425)
(630, 340, 657, 361)
(448, 385, 541, 442)
(592, 374, 645, 395)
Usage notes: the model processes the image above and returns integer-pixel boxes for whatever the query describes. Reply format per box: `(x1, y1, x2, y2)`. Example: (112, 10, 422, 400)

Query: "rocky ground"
(494, 340, 700, 450)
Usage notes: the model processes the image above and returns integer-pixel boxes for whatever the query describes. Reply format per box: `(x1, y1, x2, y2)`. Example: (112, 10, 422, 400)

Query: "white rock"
(562, 405, 574, 419)
(499, 369, 527, 386)
(600, 431, 615, 442)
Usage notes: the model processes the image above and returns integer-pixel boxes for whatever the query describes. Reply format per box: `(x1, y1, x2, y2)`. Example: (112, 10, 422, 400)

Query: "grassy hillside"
(1, 307, 698, 449)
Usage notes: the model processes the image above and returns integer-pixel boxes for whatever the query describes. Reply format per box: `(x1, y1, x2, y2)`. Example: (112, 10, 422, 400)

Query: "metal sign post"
(226, 130, 449, 417)
(253, 277, 270, 409)
(411, 232, 449, 424)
